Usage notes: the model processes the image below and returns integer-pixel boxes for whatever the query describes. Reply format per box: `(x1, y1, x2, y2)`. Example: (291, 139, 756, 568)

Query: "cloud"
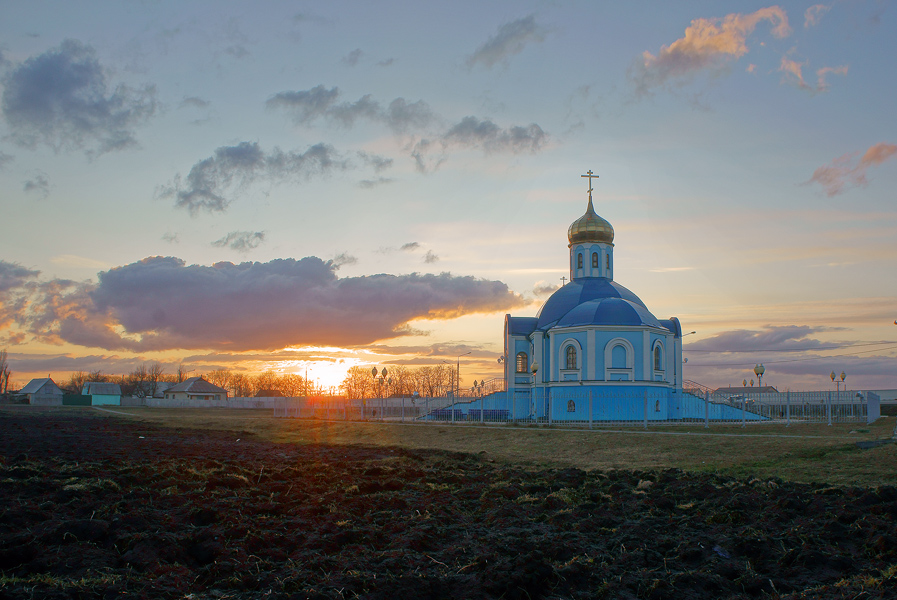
(0, 151, 13, 169)
(332, 253, 358, 268)
(342, 48, 363, 66)
(6, 256, 527, 351)
(466, 15, 546, 69)
(532, 281, 560, 297)
(179, 96, 210, 109)
(358, 177, 393, 189)
(815, 65, 848, 91)
(162, 232, 179, 243)
(1, 39, 158, 157)
(423, 250, 439, 264)
(804, 4, 831, 27)
(401, 242, 420, 252)
(0, 260, 40, 293)
(377, 58, 395, 67)
(411, 116, 547, 172)
(357, 151, 393, 172)
(808, 142, 897, 196)
(631, 7, 791, 96)
(23, 172, 50, 198)
(779, 57, 847, 92)
(688, 325, 835, 353)
(267, 85, 435, 133)
(158, 141, 348, 215)
(211, 231, 265, 252)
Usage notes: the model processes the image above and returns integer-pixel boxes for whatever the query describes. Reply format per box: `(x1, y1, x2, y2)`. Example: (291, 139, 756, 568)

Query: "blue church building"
(500, 171, 690, 421)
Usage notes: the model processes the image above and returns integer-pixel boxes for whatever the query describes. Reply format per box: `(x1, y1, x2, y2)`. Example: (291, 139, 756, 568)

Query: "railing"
(273, 388, 878, 427)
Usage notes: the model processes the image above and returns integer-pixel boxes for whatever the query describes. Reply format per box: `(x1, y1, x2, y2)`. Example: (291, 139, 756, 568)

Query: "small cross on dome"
(581, 170, 598, 200)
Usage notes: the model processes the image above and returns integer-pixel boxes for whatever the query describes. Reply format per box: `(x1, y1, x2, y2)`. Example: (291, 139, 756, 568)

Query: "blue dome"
(536, 278, 657, 330)
(556, 297, 662, 328)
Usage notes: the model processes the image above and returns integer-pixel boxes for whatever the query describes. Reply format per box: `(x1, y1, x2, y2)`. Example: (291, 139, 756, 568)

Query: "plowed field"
(1, 412, 895, 599)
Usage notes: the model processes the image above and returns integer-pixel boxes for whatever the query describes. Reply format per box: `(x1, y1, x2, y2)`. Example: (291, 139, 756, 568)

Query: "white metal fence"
(272, 389, 879, 427)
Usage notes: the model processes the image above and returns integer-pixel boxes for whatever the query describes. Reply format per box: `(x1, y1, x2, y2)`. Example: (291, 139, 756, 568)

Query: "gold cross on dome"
(581, 170, 598, 199)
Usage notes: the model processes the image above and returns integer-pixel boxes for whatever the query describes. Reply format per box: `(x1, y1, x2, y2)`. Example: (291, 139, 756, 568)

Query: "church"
(501, 171, 686, 421)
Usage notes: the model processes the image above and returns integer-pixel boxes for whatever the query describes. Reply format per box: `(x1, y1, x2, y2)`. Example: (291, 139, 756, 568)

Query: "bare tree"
(279, 374, 305, 398)
(206, 369, 232, 391)
(229, 372, 253, 398)
(0, 350, 10, 395)
(66, 371, 90, 394)
(341, 366, 375, 400)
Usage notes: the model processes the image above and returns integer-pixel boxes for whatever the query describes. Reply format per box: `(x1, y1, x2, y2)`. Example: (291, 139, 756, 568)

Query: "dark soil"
(1, 412, 896, 599)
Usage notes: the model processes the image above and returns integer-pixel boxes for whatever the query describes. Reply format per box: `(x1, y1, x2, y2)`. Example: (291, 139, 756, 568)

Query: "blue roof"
(556, 297, 663, 328)
(507, 316, 538, 336)
(536, 278, 653, 330)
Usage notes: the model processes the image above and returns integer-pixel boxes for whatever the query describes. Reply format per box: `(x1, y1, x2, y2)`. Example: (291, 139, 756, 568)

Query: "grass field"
(9, 405, 897, 487)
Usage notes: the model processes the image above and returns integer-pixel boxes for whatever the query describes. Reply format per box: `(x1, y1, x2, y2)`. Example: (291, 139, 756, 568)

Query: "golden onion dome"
(567, 197, 614, 245)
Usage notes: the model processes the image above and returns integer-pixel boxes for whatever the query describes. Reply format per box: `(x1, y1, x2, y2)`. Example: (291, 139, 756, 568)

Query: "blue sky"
(1, 1, 895, 391)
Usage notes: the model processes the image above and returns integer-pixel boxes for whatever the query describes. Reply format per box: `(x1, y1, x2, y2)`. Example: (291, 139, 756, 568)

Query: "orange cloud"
(633, 6, 791, 94)
(808, 142, 897, 196)
(780, 57, 847, 92)
(804, 4, 831, 27)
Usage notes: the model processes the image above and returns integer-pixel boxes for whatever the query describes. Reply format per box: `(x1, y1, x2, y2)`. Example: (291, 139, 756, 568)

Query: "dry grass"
(8, 405, 897, 486)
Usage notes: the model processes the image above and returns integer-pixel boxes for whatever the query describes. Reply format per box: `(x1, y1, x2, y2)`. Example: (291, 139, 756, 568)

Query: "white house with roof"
(20, 378, 64, 405)
(162, 377, 228, 403)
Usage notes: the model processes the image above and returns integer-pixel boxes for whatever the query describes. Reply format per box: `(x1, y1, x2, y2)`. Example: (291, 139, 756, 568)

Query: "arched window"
(591, 252, 599, 268)
(606, 254, 610, 269)
(567, 399, 576, 412)
(515, 352, 528, 373)
(611, 344, 627, 369)
(654, 345, 663, 371)
(577, 253, 583, 269)
(565, 345, 577, 369)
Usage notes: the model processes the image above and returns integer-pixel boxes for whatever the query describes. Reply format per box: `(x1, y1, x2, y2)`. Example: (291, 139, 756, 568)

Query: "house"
(82, 382, 122, 406)
(20, 378, 64, 405)
(162, 377, 228, 402)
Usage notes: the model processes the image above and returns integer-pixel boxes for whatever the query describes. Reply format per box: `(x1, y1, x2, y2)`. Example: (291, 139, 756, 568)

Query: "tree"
(253, 371, 280, 396)
(279, 373, 305, 398)
(341, 366, 375, 400)
(66, 371, 90, 394)
(229, 372, 253, 398)
(206, 369, 232, 391)
(128, 362, 166, 398)
(0, 350, 10, 395)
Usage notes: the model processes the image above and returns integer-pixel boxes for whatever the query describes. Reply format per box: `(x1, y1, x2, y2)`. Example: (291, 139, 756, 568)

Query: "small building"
(163, 377, 228, 402)
(82, 382, 122, 406)
(20, 378, 64, 405)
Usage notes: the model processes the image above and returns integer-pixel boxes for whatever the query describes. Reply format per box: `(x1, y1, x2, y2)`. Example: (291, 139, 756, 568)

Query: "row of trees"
(341, 364, 460, 400)
(64, 362, 187, 398)
(204, 370, 310, 398)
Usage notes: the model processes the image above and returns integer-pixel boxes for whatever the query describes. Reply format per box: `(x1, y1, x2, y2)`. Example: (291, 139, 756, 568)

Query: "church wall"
(568, 242, 613, 279)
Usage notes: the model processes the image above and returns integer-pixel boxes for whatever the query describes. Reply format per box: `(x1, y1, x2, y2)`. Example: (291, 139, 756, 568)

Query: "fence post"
(480, 394, 484, 423)
(402, 396, 405, 423)
(786, 391, 790, 426)
(704, 391, 709, 428)
(548, 390, 552, 427)
(827, 390, 832, 426)
(742, 396, 746, 428)
(643, 390, 648, 429)
(589, 390, 593, 430)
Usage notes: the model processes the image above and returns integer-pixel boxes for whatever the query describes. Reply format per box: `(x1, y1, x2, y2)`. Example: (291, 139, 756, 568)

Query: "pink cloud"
(809, 143, 897, 196)
(632, 6, 791, 94)
(804, 4, 832, 27)
(780, 57, 847, 92)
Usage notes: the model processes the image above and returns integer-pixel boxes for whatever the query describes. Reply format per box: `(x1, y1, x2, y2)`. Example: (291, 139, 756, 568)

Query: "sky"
(1, 1, 895, 393)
